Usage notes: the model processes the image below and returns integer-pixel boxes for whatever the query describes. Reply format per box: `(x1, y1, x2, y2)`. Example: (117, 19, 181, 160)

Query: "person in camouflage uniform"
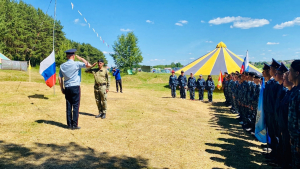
(169, 70, 178, 98)
(227, 75, 233, 107)
(249, 73, 261, 133)
(196, 75, 206, 101)
(188, 73, 197, 100)
(236, 75, 243, 121)
(85, 59, 110, 119)
(229, 73, 236, 113)
(223, 72, 229, 105)
(288, 60, 300, 169)
(245, 72, 256, 131)
(224, 77, 230, 106)
(206, 75, 215, 102)
(178, 70, 188, 99)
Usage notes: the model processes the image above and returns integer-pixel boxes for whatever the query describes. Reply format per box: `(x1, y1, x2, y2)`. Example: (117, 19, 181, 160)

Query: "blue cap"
(65, 49, 77, 54)
(276, 62, 288, 73)
(263, 63, 270, 70)
(270, 58, 280, 69)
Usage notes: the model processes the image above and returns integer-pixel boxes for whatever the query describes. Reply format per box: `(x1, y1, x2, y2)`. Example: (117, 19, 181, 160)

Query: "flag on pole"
(71, 2, 74, 10)
(240, 50, 249, 73)
(255, 77, 271, 143)
(217, 70, 223, 90)
(39, 50, 56, 88)
(28, 60, 31, 70)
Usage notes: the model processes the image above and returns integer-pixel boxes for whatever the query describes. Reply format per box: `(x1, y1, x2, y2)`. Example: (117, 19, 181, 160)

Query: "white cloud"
(283, 34, 288, 36)
(120, 28, 132, 32)
(189, 53, 192, 55)
(208, 16, 269, 29)
(175, 23, 183, 26)
(175, 20, 188, 26)
(205, 41, 213, 43)
(296, 52, 300, 54)
(179, 20, 188, 24)
(232, 19, 269, 29)
(190, 58, 195, 60)
(74, 19, 79, 23)
(261, 53, 265, 55)
(201, 20, 205, 23)
(146, 20, 154, 24)
(267, 42, 279, 45)
(274, 17, 300, 29)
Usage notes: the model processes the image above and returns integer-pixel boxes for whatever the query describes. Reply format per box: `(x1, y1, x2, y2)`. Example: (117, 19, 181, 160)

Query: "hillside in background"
(0, 0, 106, 66)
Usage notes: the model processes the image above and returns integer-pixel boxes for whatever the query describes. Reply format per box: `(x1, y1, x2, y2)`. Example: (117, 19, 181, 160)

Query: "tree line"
(0, 0, 106, 66)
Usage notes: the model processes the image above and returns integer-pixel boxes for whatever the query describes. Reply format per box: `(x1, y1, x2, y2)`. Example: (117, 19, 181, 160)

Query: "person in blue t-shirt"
(112, 67, 122, 93)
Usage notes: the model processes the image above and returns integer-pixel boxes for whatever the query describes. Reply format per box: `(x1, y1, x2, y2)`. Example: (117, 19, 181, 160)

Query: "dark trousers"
(208, 90, 213, 102)
(199, 89, 204, 100)
(171, 85, 176, 97)
(65, 86, 80, 127)
(180, 86, 186, 98)
(116, 79, 122, 92)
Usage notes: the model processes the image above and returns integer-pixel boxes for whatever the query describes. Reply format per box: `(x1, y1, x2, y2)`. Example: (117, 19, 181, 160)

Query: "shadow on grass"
(35, 120, 69, 129)
(206, 104, 271, 168)
(79, 112, 95, 117)
(0, 140, 155, 169)
(28, 94, 49, 100)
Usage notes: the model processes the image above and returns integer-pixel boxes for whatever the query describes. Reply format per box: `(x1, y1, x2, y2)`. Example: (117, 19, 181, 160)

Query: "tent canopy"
(0, 53, 10, 64)
(176, 42, 261, 75)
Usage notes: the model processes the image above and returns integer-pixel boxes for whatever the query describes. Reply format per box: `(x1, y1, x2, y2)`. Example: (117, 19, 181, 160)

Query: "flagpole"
(53, 0, 57, 95)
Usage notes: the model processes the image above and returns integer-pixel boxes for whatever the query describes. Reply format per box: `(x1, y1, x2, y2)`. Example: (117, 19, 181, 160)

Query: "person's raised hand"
(106, 89, 109, 93)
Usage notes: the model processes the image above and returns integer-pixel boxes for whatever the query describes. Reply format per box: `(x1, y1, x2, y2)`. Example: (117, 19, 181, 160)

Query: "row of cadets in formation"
(223, 59, 300, 168)
(169, 70, 215, 102)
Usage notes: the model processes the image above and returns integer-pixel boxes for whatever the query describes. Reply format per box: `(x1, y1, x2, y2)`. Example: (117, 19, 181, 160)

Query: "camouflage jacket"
(188, 77, 197, 88)
(197, 78, 206, 90)
(169, 75, 178, 86)
(85, 67, 111, 90)
(178, 75, 187, 87)
(288, 85, 300, 144)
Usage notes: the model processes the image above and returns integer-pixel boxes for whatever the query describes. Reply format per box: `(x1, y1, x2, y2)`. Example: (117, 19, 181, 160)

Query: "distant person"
(112, 67, 122, 93)
(206, 75, 215, 102)
(169, 70, 177, 98)
(178, 70, 187, 99)
(188, 73, 197, 100)
(58, 49, 92, 130)
(85, 59, 111, 119)
(197, 75, 206, 101)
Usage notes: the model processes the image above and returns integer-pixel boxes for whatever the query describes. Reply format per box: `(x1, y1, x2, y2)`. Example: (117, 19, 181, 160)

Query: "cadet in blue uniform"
(224, 77, 230, 106)
(169, 70, 177, 98)
(223, 72, 229, 105)
(288, 60, 300, 168)
(265, 59, 281, 159)
(58, 49, 92, 130)
(206, 75, 215, 102)
(196, 74, 206, 101)
(248, 73, 260, 133)
(178, 70, 187, 99)
(277, 64, 292, 168)
(188, 73, 197, 100)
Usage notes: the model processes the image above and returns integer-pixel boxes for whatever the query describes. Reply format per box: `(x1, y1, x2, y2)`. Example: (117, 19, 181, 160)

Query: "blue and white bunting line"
(71, 2, 110, 48)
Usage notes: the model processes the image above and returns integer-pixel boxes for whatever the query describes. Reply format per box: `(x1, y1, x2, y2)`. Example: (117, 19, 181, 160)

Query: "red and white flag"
(217, 70, 223, 90)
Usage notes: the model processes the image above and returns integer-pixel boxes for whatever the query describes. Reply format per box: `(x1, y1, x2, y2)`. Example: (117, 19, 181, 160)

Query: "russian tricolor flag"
(240, 50, 249, 74)
(39, 50, 56, 88)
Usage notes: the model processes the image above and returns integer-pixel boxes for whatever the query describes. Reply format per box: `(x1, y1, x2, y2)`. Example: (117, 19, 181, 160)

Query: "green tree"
(110, 32, 143, 71)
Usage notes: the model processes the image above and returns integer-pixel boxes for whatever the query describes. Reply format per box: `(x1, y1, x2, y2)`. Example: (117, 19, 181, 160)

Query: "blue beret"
(270, 58, 280, 68)
(65, 49, 77, 54)
(277, 62, 288, 73)
(263, 63, 270, 70)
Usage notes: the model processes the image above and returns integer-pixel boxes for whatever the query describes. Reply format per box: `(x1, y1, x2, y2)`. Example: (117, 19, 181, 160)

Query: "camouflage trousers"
(198, 88, 204, 100)
(170, 85, 176, 98)
(208, 90, 213, 102)
(180, 86, 186, 99)
(291, 139, 300, 168)
(189, 88, 195, 100)
(94, 85, 107, 114)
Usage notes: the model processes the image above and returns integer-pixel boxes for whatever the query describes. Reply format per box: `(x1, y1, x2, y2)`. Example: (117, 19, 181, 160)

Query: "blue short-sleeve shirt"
(59, 60, 86, 87)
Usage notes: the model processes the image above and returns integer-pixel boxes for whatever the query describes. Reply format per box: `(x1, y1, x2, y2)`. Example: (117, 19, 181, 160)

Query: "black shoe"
(101, 113, 106, 119)
(95, 114, 103, 118)
(120, 91, 123, 93)
(67, 126, 73, 129)
(72, 126, 81, 130)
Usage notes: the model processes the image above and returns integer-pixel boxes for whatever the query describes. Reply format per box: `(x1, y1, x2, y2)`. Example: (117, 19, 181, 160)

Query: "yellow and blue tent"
(176, 42, 261, 75)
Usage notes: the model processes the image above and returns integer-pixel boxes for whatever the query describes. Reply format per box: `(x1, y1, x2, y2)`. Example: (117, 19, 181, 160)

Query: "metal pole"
(53, 0, 57, 95)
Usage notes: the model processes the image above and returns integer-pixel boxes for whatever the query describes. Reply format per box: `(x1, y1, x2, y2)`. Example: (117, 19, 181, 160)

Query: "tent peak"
(216, 42, 227, 48)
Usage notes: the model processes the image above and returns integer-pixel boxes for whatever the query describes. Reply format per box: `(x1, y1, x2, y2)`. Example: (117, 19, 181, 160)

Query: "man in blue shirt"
(58, 49, 91, 130)
(112, 67, 122, 93)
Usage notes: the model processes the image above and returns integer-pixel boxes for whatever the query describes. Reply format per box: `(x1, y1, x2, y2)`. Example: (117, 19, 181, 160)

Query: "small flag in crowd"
(240, 50, 249, 73)
(39, 51, 56, 88)
(217, 70, 223, 90)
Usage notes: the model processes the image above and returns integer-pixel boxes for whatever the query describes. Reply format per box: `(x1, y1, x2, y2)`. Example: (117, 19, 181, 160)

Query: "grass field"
(0, 68, 270, 169)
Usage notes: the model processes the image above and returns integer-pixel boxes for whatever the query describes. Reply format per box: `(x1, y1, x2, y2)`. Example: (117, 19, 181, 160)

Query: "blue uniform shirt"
(113, 69, 121, 80)
(197, 78, 206, 89)
(188, 77, 197, 88)
(59, 60, 86, 87)
(178, 75, 187, 87)
(169, 75, 178, 86)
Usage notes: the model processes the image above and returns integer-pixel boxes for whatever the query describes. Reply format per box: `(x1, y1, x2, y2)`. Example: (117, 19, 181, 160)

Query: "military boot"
(101, 113, 106, 119)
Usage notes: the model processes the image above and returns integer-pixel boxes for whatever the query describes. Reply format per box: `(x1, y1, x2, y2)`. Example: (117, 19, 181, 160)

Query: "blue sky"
(22, 0, 300, 67)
